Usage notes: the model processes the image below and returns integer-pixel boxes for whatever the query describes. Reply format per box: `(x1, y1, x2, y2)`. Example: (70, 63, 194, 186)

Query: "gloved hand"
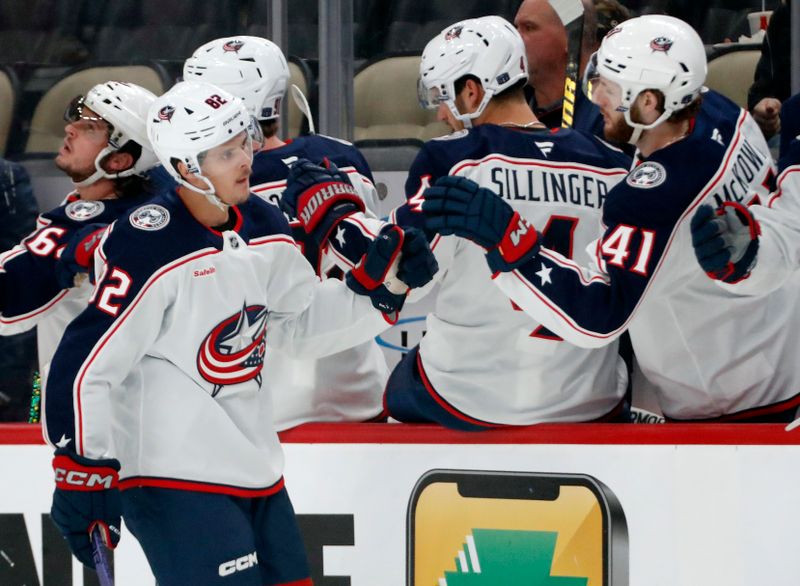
(396, 227, 439, 289)
(51, 448, 121, 568)
(421, 175, 540, 273)
(691, 202, 760, 283)
(280, 158, 365, 244)
(55, 223, 106, 289)
(346, 224, 408, 316)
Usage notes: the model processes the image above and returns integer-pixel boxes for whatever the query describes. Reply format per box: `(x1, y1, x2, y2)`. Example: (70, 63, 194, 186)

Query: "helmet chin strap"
(449, 89, 494, 130)
(177, 174, 228, 211)
(623, 107, 673, 146)
(72, 145, 139, 188)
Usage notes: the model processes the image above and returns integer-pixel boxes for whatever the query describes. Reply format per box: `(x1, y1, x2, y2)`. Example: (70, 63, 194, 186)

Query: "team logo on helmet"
(650, 37, 674, 52)
(197, 303, 268, 397)
(444, 25, 464, 40)
(223, 40, 245, 53)
(626, 161, 667, 189)
(65, 200, 105, 221)
(157, 105, 175, 122)
(130, 204, 170, 231)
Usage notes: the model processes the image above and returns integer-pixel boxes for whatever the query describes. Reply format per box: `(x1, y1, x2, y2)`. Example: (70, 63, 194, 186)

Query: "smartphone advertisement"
(408, 470, 628, 586)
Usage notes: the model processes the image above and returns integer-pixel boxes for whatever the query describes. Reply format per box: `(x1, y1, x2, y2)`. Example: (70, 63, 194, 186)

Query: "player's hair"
(259, 119, 279, 139)
(108, 139, 153, 199)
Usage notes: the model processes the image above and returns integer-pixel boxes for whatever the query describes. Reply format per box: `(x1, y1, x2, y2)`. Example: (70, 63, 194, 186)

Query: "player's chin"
(228, 179, 251, 205)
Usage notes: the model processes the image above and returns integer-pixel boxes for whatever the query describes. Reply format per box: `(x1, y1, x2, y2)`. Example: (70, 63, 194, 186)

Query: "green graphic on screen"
(413, 481, 603, 585)
(441, 529, 588, 585)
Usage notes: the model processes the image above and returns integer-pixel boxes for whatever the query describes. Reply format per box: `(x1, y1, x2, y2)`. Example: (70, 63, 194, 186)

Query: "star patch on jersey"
(626, 162, 667, 189)
(65, 200, 105, 221)
(197, 303, 268, 397)
(130, 204, 170, 231)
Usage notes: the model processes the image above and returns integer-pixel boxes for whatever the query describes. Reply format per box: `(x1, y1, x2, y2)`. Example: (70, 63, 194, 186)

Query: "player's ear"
(103, 151, 135, 174)
(463, 78, 485, 109)
(176, 160, 193, 181)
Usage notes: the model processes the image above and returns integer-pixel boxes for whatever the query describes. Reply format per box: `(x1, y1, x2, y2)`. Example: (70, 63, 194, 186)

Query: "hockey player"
(43, 81, 435, 585)
(183, 36, 390, 430)
(0, 81, 158, 399)
(423, 15, 800, 422)
(282, 16, 633, 430)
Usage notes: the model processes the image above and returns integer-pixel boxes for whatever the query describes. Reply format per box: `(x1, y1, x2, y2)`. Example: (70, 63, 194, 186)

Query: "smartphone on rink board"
(407, 469, 628, 586)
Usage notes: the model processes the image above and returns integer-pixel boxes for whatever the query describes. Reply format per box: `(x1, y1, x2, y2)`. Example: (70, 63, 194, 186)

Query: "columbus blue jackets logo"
(197, 303, 268, 397)
(65, 200, 105, 221)
(223, 40, 244, 53)
(157, 105, 175, 122)
(130, 204, 170, 231)
(650, 37, 673, 52)
(444, 25, 463, 40)
(626, 161, 667, 189)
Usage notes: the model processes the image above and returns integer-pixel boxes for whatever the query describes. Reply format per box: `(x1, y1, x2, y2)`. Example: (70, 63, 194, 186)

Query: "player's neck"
(75, 178, 118, 201)
(480, 100, 541, 129)
(176, 185, 229, 227)
(637, 119, 690, 158)
(261, 135, 286, 151)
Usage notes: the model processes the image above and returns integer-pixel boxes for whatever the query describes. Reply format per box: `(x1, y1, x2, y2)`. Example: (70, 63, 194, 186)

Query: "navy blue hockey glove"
(55, 223, 106, 289)
(396, 227, 439, 288)
(346, 224, 407, 317)
(51, 448, 121, 568)
(422, 175, 541, 273)
(280, 158, 365, 244)
(691, 202, 760, 284)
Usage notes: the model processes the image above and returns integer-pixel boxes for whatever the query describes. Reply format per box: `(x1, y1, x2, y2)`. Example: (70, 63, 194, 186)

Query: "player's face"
(55, 104, 110, 182)
(514, 0, 567, 86)
(437, 101, 464, 133)
(198, 131, 254, 206)
(591, 76, 634, 143)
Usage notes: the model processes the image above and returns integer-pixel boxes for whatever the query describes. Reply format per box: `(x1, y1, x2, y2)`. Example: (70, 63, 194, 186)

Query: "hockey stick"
(290, 84, 316, 135)
(551, 0, 585, 128)
(91, 525, 114, 586)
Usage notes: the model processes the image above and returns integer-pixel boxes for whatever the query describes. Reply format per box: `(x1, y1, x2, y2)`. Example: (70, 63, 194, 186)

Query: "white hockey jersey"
(43, 190, 394, 495)
(493, 92, 798, 420)
(249, 135, 388, 430)
(717, 140, 800, 296)
(376, 124, 633, 425)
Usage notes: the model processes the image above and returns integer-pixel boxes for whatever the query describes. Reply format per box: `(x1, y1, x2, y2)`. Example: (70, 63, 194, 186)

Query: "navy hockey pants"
(121, 485, 311, 586)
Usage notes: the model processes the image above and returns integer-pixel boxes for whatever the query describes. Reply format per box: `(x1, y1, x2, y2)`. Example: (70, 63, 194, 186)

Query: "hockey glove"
(396, 227, 439, 289)
(280, 158, 365, 245)
(422, 175, 540, 273)
(346, 224, 407, 316)
(51, 448, 121, 568)
(55, 223, 106, 289)
(691, 202, 760, 284)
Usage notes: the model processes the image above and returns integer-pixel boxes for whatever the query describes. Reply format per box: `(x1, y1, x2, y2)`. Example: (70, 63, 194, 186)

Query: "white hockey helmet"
(183, 36, 289, 122)
(147, 80, 253, 206)
(586, 14, 707, 133)
(418, 15, 528, 127)
(66, 81, 158, 188)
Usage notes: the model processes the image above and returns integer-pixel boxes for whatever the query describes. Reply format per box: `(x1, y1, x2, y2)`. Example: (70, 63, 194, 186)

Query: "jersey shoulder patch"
(65, 200, 105, 221)
(626, 161, 667, 189)
(130, 204, 170, 231)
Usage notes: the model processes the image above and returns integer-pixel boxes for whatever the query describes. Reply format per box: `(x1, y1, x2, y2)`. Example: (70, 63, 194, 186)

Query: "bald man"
(514, 0, 601, 131)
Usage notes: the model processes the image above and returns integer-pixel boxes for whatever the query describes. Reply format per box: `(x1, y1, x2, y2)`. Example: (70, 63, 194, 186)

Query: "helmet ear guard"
(418, 15, 528, 127)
